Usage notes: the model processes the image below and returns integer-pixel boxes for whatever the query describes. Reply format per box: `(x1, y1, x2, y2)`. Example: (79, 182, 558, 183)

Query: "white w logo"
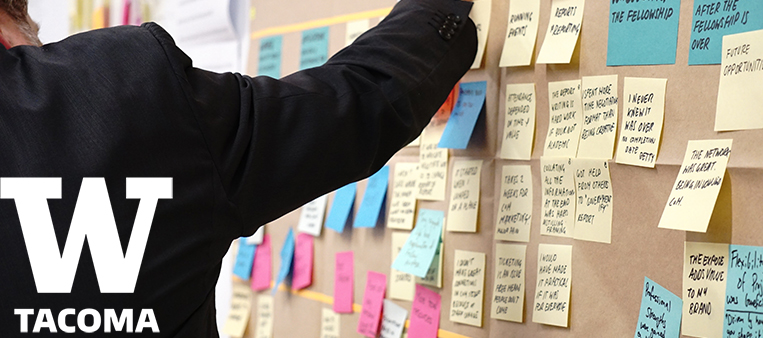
(1, 177, 172, 293)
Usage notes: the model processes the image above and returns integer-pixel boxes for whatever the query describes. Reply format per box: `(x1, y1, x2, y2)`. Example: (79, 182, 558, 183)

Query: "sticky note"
(540, 157, 576, 238)
(682, 242, 728, 338)
(469, 0, 492, 69)
(532, 244, 572, 327)
(449, 250, 486, 327)
(380, 300, 408, 338)
(578, 75, 619, 159)
(658, 139, 732, 232)
(500, 83, 536, 160)
(300, 26, 329, 70)
(715, 29, 763, 131)
(438, 81, 487, 149)
(357, 271, 387, 337)
(499, 0, 541, 67)
(725, 245, 763, 338)
(416, 240, 444, 289)
(491, 243, 526, 323)
(354, 166, 390, 228)
(390, 232, 415, 301)
(607, 0, 681, 66)
(246, 226, 265, 245)
(635, 277, 682, 338)
(615, 77, 667, 168)
(537, 0, 585, 64)
(388, 163, 418, 230)
(258, 35, 282, 78)
(273, 228, 295, 295)
(345, 19, 370, 46)
(251, 234, 272, 291)
(255, 295, 274, 338)
(418, 128, 448, 201)
(495, 165, 533, 242)
(222, 283, 253, 337)
(321, 308, 341, 338)
(544, 80, 583, 158)
(325, 183, 356, 233)
(689, 1, 763, 65)
(572, 159, 613, 244)
(292, 233, 314, 290)
(297, 195, 327, 237)
(446, 160, 482, 233)
(334, 251, 354, 313)
(409, 285, 441, 338)
(391, 209, 444, 278)
(233, 239, 256, 280)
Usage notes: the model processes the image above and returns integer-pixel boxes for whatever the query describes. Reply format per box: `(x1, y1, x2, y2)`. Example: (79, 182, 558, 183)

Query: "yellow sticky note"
(417, 128, 448, 201)
(578, 75, 619, 159)
(388, 163, 418, 230)
(572, 159, 613, 244)
(469, 0, 492, 69)
(449, 250, 486, 327)
(320, 308, 341, 338)
(390, 232, 415, 301)
(532, 244, 572, 327)
(501, 83, 536, 160)
(540, 157, 576, 238)
(545, 80, 583, 158)
(658, 140, 732, 233)
(495, 165, 533, 242)
(682, 242, 728, 338)
(536, 0, 585, 64)
(715, 29, 763, 131)
(446, 160, 483, 232)
(491, 243, 526, 323)
(345, 19, 370, 47)
(255, 295, 274, 338)
(499, 0, 541, 67)
(222, 283, 253, 338)
(615, 77, 666, 168)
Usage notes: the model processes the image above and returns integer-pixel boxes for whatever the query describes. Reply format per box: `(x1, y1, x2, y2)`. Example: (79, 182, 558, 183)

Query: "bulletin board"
(239, 0, 763, 337)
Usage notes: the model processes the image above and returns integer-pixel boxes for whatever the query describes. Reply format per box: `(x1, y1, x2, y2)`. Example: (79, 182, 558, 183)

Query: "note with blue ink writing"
(635, 277, 682, 338)
(438, 81, 487, 149)
(300, 27, 329, 70)
(232, 238, 256, 280)
(354, 166, 390, 228)
(689, 0, 763, 65)
(273, 228, 295, 295)
(391, 209, 444, 278)
(325, 183, 356, 233)
(607, 0, 681, 66)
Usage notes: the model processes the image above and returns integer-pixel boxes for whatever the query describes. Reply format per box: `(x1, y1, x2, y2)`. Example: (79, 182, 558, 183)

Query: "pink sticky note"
(409, 284, 441, 338)
(250, 234, 272, 291)
(357, 271, 387, 338)
(334, 251, 354, 313)
(292, 233, 314, 290)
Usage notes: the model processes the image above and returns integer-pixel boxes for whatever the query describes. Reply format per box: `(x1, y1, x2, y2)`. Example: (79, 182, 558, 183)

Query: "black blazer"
(0, 0, 476, 335)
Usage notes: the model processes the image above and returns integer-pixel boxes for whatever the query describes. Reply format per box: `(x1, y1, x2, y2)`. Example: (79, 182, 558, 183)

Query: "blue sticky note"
(391, 209, 444, 278)
(353, 166, 389, 228)
(438, 81, 487, 149)
(258, 35, 282, 78)
(607, 0, 681, 66)
(689, 1, 763, 65)
(634, 277, 682, 338)
(300, 27, 330, 70)
(273, 228, 296, 295)
(325, 183, 357, 233)
(725, 245, 763, 338)
(232, 239, 257, 280)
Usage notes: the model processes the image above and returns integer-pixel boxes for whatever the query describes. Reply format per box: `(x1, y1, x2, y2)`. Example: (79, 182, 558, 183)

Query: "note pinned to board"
(540, 157, 576, 238)
(345, 19, 370, 46)
(409, 285, 441, 338)
(255, 295, 275, 338)
(300, 26, 329, 70)
(446, 160, 482, 233)
(532, 244, 572, 327)
(321, 308, 341, 338)
(658, 139, 732, 232)
(258, 35, 282, 78)
(544, 80, 583, 158)
(388, 163, 418, 230)
(251, 234, 272, 291)
(635, 277, 682, 338)
(418, 128, 448, 201)
(334, 251, 354, 314)
(572, 159, 613, 244)
(689, 1, 763, 65)
(357, 271, 387, 338)
(390, 232, 415, 302)
(682, 242, 728, 338)
(495, 165, 533, 242)
(380, 300, 408, 338)
(537, 0, 585, 64)
(607, 0, 681, 66)
(233, 239, 256, 280)
(391, 209, 444, 278)
(297, 195, 327, 237)
(499, 0, 541, 67)
(725, 244, 763, 338)
(273, 228, 295, 295)
(354, 166, 390, 228)
(469, 0, 492, 69)
(325, 183, 356, 234)
(715, 29, 763, 131)
(292, 233, 314, 290)
(491, 244, 526, 323)
(501, 83, 536, 160)
(615, 77, 667, 168)
(578, 75, 619, 159)
(439, 81, 488, 149)
(222, 283, 253, 338)
(449, 250, 486, 327)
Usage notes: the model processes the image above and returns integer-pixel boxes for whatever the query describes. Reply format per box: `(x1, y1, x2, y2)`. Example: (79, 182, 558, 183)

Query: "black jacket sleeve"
(148, 0, 477, 236)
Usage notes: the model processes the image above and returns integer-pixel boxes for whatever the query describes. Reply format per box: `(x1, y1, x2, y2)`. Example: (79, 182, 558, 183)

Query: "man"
(0, 0, 476, 336)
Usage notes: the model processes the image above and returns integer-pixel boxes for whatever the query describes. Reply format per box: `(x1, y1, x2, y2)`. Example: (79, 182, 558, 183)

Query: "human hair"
(0, 0, 27, 24)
